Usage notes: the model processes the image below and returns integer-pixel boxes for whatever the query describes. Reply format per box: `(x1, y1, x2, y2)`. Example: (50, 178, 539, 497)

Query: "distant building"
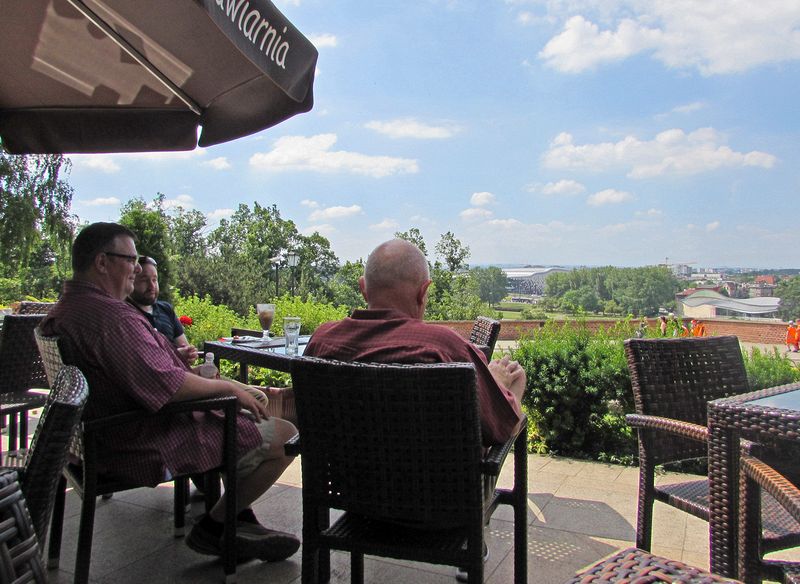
(503, 266, 570, 296)
(677, 289, 780, 319)
(748, 282, 777, 298)
(754, 275, 777, 286)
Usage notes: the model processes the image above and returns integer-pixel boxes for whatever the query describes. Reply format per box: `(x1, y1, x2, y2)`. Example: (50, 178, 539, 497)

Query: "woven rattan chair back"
(469, 317, 501, 356)
(0, 470, 47, 584)
(19, 366, 88, 546)
(739, 453, 800, 584)
(34, 328, 64, 389)
(293, 358, 483, 527)
(625, 335, 748, 462)
(13, 302, 56, 315)
(0, 315, 49, 395)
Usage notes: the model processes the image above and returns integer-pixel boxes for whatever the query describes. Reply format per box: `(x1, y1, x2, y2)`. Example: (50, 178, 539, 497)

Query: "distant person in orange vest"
(680, 321, 690, 337)
(659, 315, 668, 337)
(786, 320, 798, 352)
(692, 320, 707, 337)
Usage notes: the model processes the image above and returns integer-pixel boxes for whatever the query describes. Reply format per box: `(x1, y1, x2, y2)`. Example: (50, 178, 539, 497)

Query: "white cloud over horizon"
(202, 157, 232, 171)
(470, 191, 496, 206)
(249, 134, 419, 177)
(369, 218, 400, 231)
(308, 204, 363, 222)
(308, 33, 338, 48)
(587, 189, 634, 206)
(460, 208, 494, 221)
(365, 118, 461, 140)
(536, 179, 586, 196)
(207, 208, 234, 221)
(534, 1, 800, 75)
(82, 196, 121, 206)
(162, 194, 194, 209)
(543, 128, 777, 178)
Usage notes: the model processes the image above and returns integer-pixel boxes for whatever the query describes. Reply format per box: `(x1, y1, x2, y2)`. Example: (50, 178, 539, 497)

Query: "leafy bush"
(238, 295, 348, 336)
(743, 346, 800, 390)
(513, 319, 636, 460)
(0, 278, 22, 304)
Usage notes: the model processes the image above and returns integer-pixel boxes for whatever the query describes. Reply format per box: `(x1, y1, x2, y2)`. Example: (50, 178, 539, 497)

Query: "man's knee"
(269, 418, 298, 457)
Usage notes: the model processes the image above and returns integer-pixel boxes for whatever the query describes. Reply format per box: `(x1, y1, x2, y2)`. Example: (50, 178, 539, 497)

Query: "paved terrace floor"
(39, 454, 722, 584)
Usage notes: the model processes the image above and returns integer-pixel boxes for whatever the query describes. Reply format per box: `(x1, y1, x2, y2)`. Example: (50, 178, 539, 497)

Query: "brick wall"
(434, 318, 788, 345)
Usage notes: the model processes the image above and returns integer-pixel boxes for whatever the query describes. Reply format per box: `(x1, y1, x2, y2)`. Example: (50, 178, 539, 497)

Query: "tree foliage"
(435, 231, 470, 272)
(394, 227, 428, 257)
(545, 266, 679, 316)
(469, 266, 508, 304)
(0, 152, 76, 299)
(777, 276, 800, 321)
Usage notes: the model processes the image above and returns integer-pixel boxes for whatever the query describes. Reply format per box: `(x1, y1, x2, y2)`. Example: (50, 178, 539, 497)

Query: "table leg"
(708, 421, 737, 577)
(238, 362, 249, 384)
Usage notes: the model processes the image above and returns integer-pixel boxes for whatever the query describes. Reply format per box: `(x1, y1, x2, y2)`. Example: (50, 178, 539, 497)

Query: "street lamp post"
(287, 251, 299, 296)
(270, 255, 281, 297)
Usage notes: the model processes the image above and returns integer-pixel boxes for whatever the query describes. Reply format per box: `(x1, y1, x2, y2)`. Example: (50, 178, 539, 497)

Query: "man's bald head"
(360, 239, 431, 317)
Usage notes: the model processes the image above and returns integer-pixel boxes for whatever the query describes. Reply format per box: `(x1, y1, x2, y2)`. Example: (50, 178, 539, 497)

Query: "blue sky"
(69, 0, 800, 268)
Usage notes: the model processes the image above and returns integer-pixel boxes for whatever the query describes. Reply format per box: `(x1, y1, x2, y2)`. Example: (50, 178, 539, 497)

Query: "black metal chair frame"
(625, 336, 800, 559)
(35, 330, 239, 584)
(288, 357, 527, 584)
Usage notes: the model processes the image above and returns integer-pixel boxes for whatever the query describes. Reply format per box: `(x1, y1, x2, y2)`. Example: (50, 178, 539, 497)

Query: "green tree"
(435, 231, 470, 272)
(329, 259, 366, 311)
(777, 276, 800, 320)
(469, 266, 508, 304)
(394, 227, 428, 257)
(118, 195, 174, 301)
(0, 153, 76, 295)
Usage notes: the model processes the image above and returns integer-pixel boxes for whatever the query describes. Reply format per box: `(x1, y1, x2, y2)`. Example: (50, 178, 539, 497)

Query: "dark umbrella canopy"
(0, 0, 318, 153)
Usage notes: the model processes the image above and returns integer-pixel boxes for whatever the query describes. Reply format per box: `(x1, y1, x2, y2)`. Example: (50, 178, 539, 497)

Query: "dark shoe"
(455, 543, 489, 582)
(234, 521, 300, 562)
(186, 520, 222, 556)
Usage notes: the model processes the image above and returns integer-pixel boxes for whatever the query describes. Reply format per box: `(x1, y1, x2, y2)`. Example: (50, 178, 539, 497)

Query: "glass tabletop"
(747, 388, 800, 412)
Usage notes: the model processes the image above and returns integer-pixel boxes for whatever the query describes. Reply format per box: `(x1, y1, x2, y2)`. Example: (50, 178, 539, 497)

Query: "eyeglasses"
(103, 251, 140, 265)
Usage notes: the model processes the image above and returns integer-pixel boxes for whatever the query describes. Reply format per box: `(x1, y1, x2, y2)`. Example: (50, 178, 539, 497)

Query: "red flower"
(179, 315, 193, 326)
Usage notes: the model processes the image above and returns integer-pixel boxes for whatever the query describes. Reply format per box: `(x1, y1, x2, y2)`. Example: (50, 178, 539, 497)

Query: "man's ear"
(358, 276, 368, 302)
(417, 279, 432, 306)
(94, 252, 109, 275)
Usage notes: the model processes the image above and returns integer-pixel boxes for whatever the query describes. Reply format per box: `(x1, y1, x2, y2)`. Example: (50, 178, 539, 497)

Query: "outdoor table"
(203, 336, 310, 382)
(708, 381, 800, 577)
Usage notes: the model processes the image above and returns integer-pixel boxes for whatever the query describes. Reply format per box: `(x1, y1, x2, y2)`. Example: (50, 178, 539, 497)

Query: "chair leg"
(19, 413, 28, 451)
(8, 414, 18, 452)
(205, 471, 221, 513)
(47, 476, 67, 569)
(174, 477, 187, 537)
(350, 552, 364, 584)
(513, 428, 528, 584)
(637, 460, 655, 551)
(74, 490, 98, 584)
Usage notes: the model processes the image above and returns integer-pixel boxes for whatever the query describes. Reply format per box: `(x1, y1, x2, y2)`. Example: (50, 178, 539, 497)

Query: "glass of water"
(283, 316, 301, 355)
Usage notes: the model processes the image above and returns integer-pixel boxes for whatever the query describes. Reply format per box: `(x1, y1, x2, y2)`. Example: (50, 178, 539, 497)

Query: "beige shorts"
(236, 417, 276, 479)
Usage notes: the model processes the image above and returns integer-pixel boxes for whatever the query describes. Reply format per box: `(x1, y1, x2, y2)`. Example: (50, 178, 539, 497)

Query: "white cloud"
(460, 208, 494, 221)
(487, 218, 524, 229)
(82, 196, 120, 206)
(537, 2, 800, 75)
(162, 194, 194, 209)
(207, 208, 235, 221)
(249, 134, 419, 177)
(203, 157, 232, 170)
(308, 204, 363, 222)
(365, 118, 460, 140)
(635, 208, 663, 217)
(301, 199, 320, 209)
(470, 191, 496, 206)
(70, 155, 121, 173)
(537, 179, 586, 196)
(302, 224, 336, 237)
(706, 220, 721, 232)
(543, 128, 777, 178)
(672, 101, 707, 115)
(369, 219, 400, 231)
(587, 189, 634, 206)
(308, 33, 338, 48)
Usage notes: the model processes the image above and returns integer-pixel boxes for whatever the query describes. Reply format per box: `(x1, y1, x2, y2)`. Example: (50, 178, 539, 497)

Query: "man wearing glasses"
(40, 222, 300, 563)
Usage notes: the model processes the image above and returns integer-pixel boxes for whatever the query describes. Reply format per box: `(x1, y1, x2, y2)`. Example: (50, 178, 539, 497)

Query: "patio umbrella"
(0, 0, 318, 153)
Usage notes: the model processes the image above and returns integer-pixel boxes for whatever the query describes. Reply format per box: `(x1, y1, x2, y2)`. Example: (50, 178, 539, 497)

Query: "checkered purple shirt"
(41, 280, 261, 486)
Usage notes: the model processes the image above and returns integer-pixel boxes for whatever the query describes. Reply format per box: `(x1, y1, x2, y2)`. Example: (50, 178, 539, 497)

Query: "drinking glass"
(256, 303, 276, 339)
(284, 316, 301, 355)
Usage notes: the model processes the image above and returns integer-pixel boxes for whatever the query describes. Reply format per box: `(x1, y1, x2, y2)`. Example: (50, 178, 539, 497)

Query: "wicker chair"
(469, 317, 501, 360)
(12, 302, 56, 315)
(289, 357, 528, 584)
(739, 453, 800, 584)
(35, 330, 239, 584)
(564, 547, 742, 583)
(625, 336, 800, 557)
(2, 366, 89, 546)
(0, 314, 49, 452)
(0, 469, 47, 584)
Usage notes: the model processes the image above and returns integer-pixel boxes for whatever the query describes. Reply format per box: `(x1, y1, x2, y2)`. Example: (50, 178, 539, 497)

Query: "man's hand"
(176, 344, 199, 366)
(230, 382, 269, 421)
(488, 355, 526, 403)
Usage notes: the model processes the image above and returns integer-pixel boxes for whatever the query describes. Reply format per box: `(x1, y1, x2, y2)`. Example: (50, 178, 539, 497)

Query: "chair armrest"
(625, 413, 708, 442)
(284, 432, 301, 457)
(481, 415, 527, 476)
(82, 395, 239, 433)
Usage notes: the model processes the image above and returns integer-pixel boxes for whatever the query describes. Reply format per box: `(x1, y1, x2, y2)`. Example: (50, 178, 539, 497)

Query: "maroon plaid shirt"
(41, 280, 261, 486)
(305, 309, 522, 446)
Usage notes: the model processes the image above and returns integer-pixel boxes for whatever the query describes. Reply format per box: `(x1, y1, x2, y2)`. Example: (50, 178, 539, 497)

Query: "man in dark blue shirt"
(128, 256, 198, 366)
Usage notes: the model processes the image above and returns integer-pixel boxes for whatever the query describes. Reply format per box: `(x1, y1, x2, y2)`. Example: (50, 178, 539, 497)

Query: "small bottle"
(197, 352, 220, 379)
